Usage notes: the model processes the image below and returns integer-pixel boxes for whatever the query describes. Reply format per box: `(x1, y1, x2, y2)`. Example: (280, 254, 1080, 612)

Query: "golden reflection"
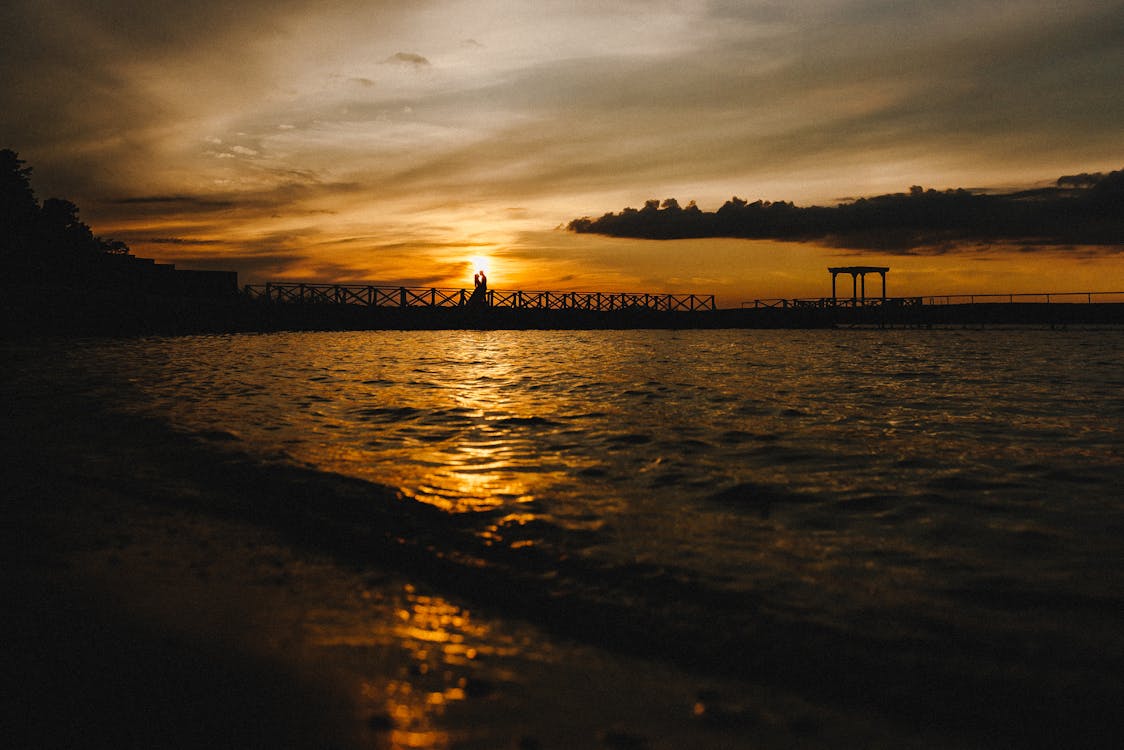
(313, 581, 528, 749)
(479, 512, 538, 548)
(293, 331, 606, 544)
(389, 727, 451, 750)
(386, 334, 554, 517)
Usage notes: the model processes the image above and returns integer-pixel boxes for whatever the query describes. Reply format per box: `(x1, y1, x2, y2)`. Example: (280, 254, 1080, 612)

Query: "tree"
(0, 149, 39, 264)
(1, 148, 132, 280)
(39, 197, 102, 269)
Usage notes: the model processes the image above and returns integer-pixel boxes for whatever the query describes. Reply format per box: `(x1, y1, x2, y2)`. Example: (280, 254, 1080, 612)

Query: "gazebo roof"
(827, 266, 889, 274)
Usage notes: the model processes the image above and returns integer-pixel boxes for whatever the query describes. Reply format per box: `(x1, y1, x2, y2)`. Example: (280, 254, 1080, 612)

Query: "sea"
(8, 328, 1124, 746)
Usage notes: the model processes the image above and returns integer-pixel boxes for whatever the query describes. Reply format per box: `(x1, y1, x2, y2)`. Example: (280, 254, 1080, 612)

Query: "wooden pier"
(244, 283, 716, 312)
(236, 281, 1124, 331)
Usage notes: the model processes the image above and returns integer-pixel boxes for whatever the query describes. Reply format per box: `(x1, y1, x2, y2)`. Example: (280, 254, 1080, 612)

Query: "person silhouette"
(469, 269, 488, 307)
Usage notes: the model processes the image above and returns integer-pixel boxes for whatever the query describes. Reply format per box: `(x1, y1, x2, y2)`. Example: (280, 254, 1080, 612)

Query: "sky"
(2, 0, 1121, 305)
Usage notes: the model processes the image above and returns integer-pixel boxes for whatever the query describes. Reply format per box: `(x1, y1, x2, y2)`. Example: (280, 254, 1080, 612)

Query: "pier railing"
(744, 291, 1124, 308)
(744, 297, 923, 309)
(245, 283, 716, 312)
(917, 291, 1124, 305)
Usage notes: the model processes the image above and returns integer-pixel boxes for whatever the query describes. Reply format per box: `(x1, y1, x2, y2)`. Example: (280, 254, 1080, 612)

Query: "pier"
(238, 278, 1124, 331)
(746, 291, 1124, 309)
(739, 291, 1124, 328)
(244, 282, 716, 312)
(734, 267, 1124, 326)
(237, 282, 718, 331)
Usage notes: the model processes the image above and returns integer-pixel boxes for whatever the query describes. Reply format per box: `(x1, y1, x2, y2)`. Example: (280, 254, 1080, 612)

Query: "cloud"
(182, 252, 308, 278)
(384, 52, 430, 66)
(140, 237, 225, 245)
(568, 170, 1124, 253)
(112, 195, 239, 210)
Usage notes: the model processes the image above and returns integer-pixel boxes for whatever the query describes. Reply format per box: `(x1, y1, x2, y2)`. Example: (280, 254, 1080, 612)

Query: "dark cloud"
(384, 52, 430, 66)
(292, 254, 467, 289)
(141, 237, 225, 246)
(112, 195, 240, 212)
(180, 252, 307, 278)
(569, 170, 1124, 253)
(95, 177, 360, 227)
(144, 228, 328, 280)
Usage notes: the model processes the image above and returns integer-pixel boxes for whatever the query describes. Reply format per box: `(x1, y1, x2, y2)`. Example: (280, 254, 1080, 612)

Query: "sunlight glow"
(468, 255, 491, 280)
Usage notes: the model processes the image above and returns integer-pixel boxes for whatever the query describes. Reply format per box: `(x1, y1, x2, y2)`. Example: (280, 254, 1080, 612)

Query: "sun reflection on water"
(346, 334, 559, 517)
(400, 435, 538, 514)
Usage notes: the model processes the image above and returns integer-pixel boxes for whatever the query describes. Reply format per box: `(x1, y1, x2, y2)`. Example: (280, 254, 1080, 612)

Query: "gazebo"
(828, 266, 889, 304)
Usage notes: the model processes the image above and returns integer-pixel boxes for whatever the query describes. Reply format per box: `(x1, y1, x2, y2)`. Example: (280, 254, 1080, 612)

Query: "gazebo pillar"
(827, 266, 891, 306)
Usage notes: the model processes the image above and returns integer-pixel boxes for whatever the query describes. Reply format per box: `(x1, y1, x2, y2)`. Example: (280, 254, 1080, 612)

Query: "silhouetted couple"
(468, 270, 488, 307)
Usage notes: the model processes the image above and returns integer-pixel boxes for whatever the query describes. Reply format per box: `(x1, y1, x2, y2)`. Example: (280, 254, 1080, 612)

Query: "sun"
(468, 254, 490, 278)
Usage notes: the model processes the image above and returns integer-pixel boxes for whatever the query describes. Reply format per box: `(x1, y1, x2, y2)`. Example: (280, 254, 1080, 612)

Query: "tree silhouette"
(0, 149, 40, 266)
(1, 148, 131, 281)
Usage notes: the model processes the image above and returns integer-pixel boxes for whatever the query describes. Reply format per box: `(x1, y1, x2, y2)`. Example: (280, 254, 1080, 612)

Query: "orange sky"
(3, 1, 1121, 307)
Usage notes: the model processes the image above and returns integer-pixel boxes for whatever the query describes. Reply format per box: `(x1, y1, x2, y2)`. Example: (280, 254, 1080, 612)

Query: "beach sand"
(0, 374, 1025, 749)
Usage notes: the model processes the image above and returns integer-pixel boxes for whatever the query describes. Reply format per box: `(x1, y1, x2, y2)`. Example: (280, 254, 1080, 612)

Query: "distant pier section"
(735, 267, 1124, 328)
